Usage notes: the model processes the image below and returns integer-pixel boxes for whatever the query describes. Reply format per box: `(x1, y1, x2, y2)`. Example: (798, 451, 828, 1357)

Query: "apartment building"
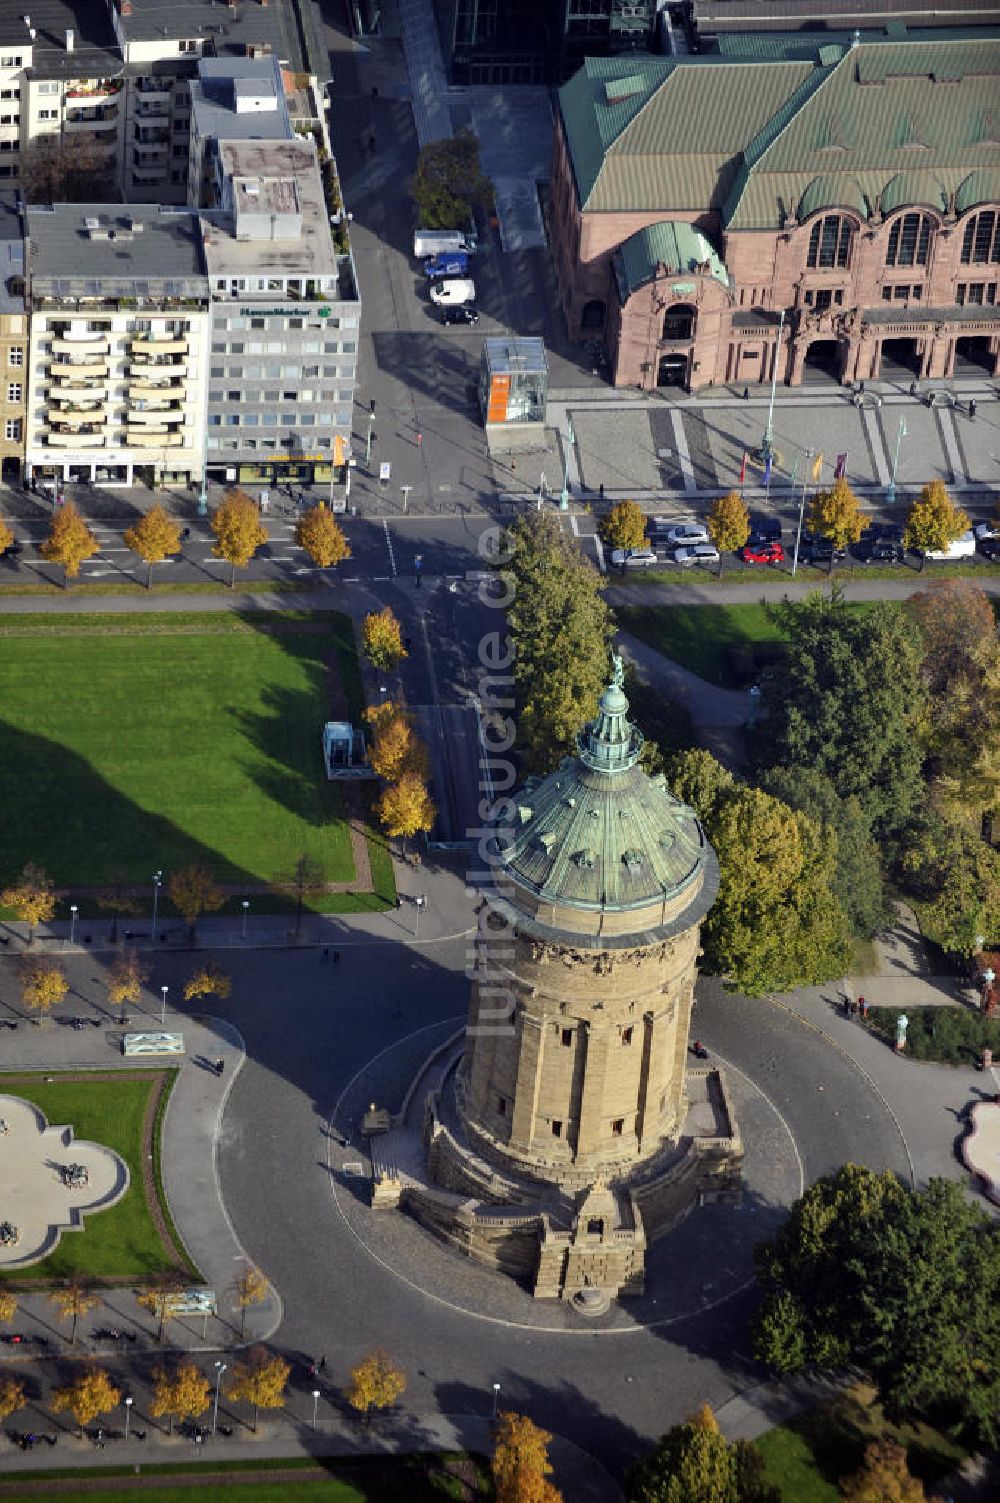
(0, 197, 26, 484)
(188, 55, 291, 209)
(24, 203, 211, 487)
(200, 137, 360, 488)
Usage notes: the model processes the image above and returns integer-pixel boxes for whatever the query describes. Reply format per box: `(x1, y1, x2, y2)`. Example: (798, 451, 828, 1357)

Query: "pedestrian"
(415, 432, 422, 449)
(510, 455, 516, 471)
(319, 1355, 327, 1372)
(843, 995, 851, 1017)
(969, 398, 977, 419)
(215, 1058, 224, 1076)
(308, 1360, 317, 1378)
(598, 482, 605, 500)
(742, 386, 749, 402)
(909, 380, 918, 398)
(333, 950, 340, 964)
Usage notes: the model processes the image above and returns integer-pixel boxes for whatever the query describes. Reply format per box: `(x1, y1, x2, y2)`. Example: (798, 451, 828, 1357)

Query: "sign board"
(163, 1289, 217, 1317)
(487, 373, 511, 424)
(670, 282, 697, 296)
(330, 494, 346, 514)
(379, 461, 391, 482)
(123, 1031, 185, 1057)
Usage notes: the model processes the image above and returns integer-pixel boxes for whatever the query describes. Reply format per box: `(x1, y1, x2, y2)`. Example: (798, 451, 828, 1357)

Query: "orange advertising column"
(486, 373, 511, 424)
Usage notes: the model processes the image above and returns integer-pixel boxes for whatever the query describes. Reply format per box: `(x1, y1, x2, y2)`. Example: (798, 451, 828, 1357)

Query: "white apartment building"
(24, 203, 211, 487)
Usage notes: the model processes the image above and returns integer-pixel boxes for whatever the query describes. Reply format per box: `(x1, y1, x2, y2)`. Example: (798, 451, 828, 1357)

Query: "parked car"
(425, 252, 469, 279)
(978, 535, 1000, 560)
(747, 514, 781, 546)
(413, 229, 477, 258)
(796, 532, 840, 564)
(440, 305, 480, 326)
(740, 541, 785, 565)
(661, 522, 710, 548)
(610, 547, 659, 569)
(924, 529, 977, 562)
(673, 543, 720, 568)
(854, 539, 904, 565)
(429, 278, 476, 307)
(868, 521, 905, 544)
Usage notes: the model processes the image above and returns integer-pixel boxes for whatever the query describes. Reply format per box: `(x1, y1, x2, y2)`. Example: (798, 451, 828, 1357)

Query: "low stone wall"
(403, 1183, 540, 1280)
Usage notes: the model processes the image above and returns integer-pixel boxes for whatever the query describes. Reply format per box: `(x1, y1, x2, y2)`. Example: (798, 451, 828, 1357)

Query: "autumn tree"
(345, 1350, 407, 1422)
(183, 962, 232, 1005)
(95, 873, 140, 944)
(124, 506, 183, 589)
(0, 518, 13, 555)
(0, 1290, 18, 1325)
(296, 505, 351, 569)
(492, 1411, 564, 1503)
(286, 852, 325, 940)
(376, 771, 436, 852)
(629, 1404, 749, 1503)
(365, 701, 428, 782)
(136, 1277, 185, 1344)
(225, 1348, 290, 1432)
(840, 1439, 926, 1503)
(706, 490, 751, 575)
(39, 501, 99, 586)
(599, 500, 647, 552)
(21, 133, 114, 202)
(168, 863, 224, 942)
(0, 1374, 26, 1423)
(150, 1360, 210, 1435)
(210, 487, 268, 587)
(908, 578, 998, 699)
(904, 479, 970, 565)
(48, 1281, 99, 1346)
(235, 1266, 269, 1339)
(806, 476, 869, 568)
(19, 956, 69, 1019)
(51, 1366, 121, 1436)
(105, 946, 148, 1019)
(2, 862, 56, 944)
(362, 607, 407, 670)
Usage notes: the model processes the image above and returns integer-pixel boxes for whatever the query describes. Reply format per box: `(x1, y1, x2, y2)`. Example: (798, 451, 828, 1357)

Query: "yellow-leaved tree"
(183, 962, 232, 1004)
(136, 1276, 185, 1344)
(904, 479, 970, 567)
(364, 702, 428, 782)
(706, 490, 751, 575)
(124, 505, 183, 589)
(51, 1366, 121, 1436)
(0, 1374, 25, 1423)
(48, 1281, 99, 1346)
(0, 1290, 19, 1325)
(841, 1438, 926, 1503)
(0, 518, 13, 555)
(225, 1348, 290, 1432)
(105, 946, 149, 1019)
(345, 1350, 406, 1423)
(169, 863, 224, 942)
(598, 500, 646, 553)
(39, 501, 99, 586)
(235, 1266, 269, 1338)
(492, 1411, 564, 1503)
(808, 477, 869, 569)
(362, 607, 407, 670)
(150, 1360, 211, 1435)
(296, 504, 351, 569)
(20, 956, 68, 1020)
(376, 771, 436, 854)
(210, 487, 268, 587)
(1, 862, 56, 944)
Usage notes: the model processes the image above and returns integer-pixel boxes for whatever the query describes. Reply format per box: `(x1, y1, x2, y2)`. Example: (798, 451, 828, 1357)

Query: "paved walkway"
(396, 0, 452, 146)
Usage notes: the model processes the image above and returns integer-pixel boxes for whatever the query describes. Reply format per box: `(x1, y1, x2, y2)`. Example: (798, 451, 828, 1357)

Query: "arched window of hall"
(885, 212, 933, 267)
(806, 214, 853, 269)
(961, 210, 1000, 265)
(662, 304, 696, 341)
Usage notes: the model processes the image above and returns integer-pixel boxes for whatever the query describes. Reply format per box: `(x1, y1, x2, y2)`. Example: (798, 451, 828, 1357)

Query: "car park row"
(609, 518, 1000, 571)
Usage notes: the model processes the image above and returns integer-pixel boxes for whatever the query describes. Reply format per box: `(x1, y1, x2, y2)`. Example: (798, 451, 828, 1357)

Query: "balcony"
(46, 430, 107, 448)
(130, 337, 188, 355)
(128, 358, 189, 375)
(126, 407, 184, 426)
(65, 80, 122, 102)
(51, 337, 109, 355)
(48, 406, 110, 425)
(135, 78, 172, 98)
(126, 429, 185, 448)
(65, 110, 119, 132)
(49, 359, 110, 379)
(127, 380, 183, 398)
(134, 106, 169, 126)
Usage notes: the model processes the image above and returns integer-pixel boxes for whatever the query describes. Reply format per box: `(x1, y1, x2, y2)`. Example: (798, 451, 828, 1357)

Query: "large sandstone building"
(550, 31, 1000, 390)
(375, 660, 741, 1307)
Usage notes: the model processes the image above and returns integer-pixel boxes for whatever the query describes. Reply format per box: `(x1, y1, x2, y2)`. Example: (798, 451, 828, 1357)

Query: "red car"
(740, 541, 785, 565)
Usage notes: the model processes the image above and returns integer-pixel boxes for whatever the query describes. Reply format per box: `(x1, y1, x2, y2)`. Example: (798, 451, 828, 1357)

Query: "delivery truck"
(413, 229, 476, 259)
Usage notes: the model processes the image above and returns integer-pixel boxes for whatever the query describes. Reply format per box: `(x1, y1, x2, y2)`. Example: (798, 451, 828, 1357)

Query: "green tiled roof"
(956, 167, 1000, 212)
(618, 220, 729, 297)
(559, 37, 1000, 231)
(880, 170, 949, 215)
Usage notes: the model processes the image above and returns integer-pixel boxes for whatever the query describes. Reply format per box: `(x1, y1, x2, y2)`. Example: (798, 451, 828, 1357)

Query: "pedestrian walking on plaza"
(319, 1355, 327, 1372)
(415, 432, 422, 449)
(742, 386, 749, 401)
(909, 380, 918, 398)
(969, 398, 977, 419)
(215, 1058, 224, 1076)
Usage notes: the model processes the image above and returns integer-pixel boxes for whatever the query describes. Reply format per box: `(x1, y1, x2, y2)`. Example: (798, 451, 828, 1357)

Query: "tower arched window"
(885, 213, 932, 267)
(806, 214, 853, 269)
(961, 210, 1000, 265)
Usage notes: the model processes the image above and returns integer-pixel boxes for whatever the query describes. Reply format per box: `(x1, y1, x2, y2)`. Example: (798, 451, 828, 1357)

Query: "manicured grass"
(849, 937, 880, 977)
(867, 1003, 1000, 1065)
(0, 578, 318, 597)
(0, 1070, 194, 1284)
(0, 613, 356, 898)
(756, 1385, 968, 1501)
(618, 601, 879, 687)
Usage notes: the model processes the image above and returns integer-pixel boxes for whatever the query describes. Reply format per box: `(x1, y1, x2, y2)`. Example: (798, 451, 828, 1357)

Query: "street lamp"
(365, 402, 376, 465)
(791, 448, 813, 578)
(492, 1382, 501, 1419)
(760, 308, 785, 462)
(414, 894, 427, 941)
(885, 416, 907, 508)
(213, 1361, 227, 1435)
(124, 1395, 133, 1441)
(198, 472, 209, 517)
(69, 904, 78, 945)
(559, 415, 576, 510)
(151, 870, 163, 942)
(311, 1388, 321, 1430)
(241, 900, 249, 942)
(400, 484, 412, 514)
(160, 984, 168, 1027)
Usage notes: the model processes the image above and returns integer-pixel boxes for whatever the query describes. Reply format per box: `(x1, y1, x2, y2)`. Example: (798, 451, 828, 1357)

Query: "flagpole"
(762, 308, 785, 461)
(792, 447, 813, 578)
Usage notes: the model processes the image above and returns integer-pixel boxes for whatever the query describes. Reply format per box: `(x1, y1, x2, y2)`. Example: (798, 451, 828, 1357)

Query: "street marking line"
(862, 408, 890, 486)
(594, 533, 606, 574)
(939, 411, 968, 484)
(670, 409, 697, 493)
(382, 518, 397, 578)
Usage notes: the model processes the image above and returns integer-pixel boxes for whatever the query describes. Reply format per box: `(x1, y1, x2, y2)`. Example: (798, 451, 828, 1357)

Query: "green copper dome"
(499, 655, 717, 922)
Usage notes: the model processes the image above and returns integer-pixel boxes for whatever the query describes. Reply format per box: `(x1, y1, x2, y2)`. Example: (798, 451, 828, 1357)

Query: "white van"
(925, 529, 977, 561)
(430, 278, 476, 307)
(413, 229, 476, 259)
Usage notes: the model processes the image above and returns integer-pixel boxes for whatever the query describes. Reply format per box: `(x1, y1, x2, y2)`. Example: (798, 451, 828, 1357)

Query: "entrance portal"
(802, 340, 840, 383)
(954, 335, 995, 376)
(581, 299, 606, 331)
(657, 353, 688, 387)
(879, 338, 922, 379)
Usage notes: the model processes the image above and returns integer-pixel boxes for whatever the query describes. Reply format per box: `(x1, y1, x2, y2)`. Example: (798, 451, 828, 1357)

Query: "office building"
(433, 0, 657, 87)
(0, 196, 26, 484)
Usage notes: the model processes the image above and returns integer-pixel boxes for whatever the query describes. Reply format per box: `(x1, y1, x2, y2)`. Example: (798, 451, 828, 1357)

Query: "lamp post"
(241, 900, 249, 942)
(160, 984, 168, 1027)
(365, 405, 376, 465)
(213, 1361, 227, 1435)
(311, 1388, 321, 1430)
(491, 1382, 501, 1419)
(761, 308, 785, 462)
(559, 416, 576, 510)
(400, 484, 412, 514)
(414, 894, 426, 941)
(197, 472, 209, 517)
(69, 904, 78, 945)
(124, 1395, 133, 1441)
(791, 447, 813, 578)
(151, 870, 163, 942)
(885, 416, 907, 508)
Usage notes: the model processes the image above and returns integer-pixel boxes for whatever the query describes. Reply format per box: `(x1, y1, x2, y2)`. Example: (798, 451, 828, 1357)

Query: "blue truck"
(425, 251, 470, 280)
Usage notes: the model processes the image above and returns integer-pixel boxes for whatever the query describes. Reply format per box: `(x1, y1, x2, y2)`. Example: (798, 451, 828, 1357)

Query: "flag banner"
(739, 451, 747, 483)
(811, 451, 824, 482)
(762, 453, 773, 486)
(834, 452, 848, 479)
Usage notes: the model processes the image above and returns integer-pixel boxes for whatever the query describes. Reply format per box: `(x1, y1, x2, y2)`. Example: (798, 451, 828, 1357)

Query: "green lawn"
(0, 613, 359, 904)
(0, 1071, 194, 1284)
(756, 1386, 968, 1501)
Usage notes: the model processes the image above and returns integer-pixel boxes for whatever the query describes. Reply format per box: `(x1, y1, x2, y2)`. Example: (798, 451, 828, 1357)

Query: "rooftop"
(115, 0, 314, 78)
(617, 221, 729, 298)
(1, 0, 122, 81)
(190, 55, 292, 145)
(25, 203, 208, 296)
(200, 139, 337, 278)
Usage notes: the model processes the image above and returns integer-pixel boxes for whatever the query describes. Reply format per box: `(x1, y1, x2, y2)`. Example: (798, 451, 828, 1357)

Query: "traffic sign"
(379, 461, 391, 482)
